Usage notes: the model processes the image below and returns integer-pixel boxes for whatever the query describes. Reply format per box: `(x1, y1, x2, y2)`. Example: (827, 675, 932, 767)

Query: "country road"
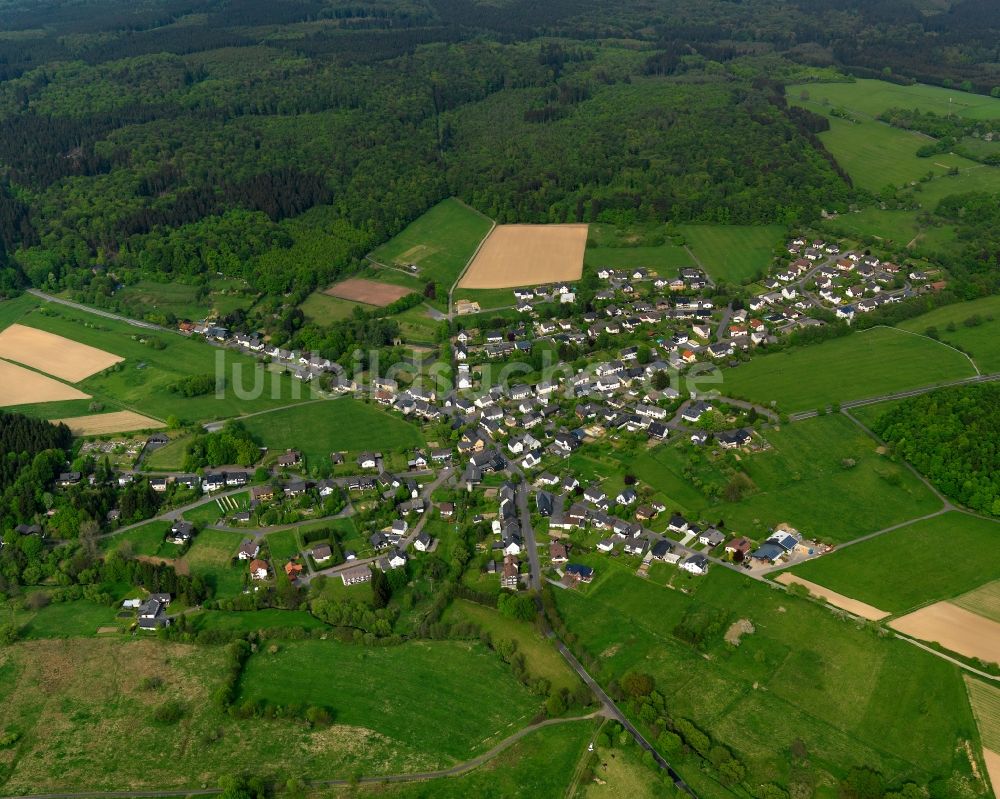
(27, 288, 171, 333)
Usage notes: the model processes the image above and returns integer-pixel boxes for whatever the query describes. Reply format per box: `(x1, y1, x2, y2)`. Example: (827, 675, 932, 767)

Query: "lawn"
(584, 242, 692, 274)
(241, 397, 425, 468)
(679, 224, 784, 284)
(0, 294, 311, 423)
(444, 599, 582, 693)
(368, 198, 493, 300)
(181, 528, 246, 597)
(553, 566, 981, 796)
(239, 638, 541, 763)
(264, 529, 301, 562)
(0, 637, 508, 794)
(188, 608, 328, 632)
(13, 599, 122, 639)
(101, 520, 172, 556)
(786, 511, 1000, 615)
(182, 491, 247, 526)
(720, 326, 977, 413)
(142, 434, 191, 471)
(899, 295, 1000, 373)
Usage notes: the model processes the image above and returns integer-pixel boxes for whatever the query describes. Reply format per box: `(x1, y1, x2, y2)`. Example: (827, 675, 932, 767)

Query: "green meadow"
(720, 326, 976, 413)
(788, 79, 1000, 120)
(553, 566, 981, 795)
(299, 291, 365, 324)
(787, 511, 1000, 615)
(368, 198, 493, 297)
(239, 638, 540, 763)
(241, 397, 425, 467)
(899, 295, 1000, 373)
(679, 224, 785, 284)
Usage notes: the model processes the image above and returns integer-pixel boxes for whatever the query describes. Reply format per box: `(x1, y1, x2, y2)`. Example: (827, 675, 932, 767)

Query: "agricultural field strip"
(774, 574, 890, 621)
(890, 603, 1000, 665)
(0, 322, 123, 382)
(0, 358, 91, 406)
(52, 410, 166, 436)
(458, 224, 588, 289)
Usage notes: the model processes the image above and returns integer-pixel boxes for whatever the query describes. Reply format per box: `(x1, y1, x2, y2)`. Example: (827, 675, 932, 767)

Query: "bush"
(152, 700, 186, 725)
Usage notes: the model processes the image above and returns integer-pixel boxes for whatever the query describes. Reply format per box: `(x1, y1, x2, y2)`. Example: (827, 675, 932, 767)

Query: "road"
(516, 479, 542, 591)
(0, 713, 602, 799)
(27, 288, 170, 333)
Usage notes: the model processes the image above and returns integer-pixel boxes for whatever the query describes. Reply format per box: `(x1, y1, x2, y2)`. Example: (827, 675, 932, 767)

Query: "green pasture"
(679, 224, 785, 284)
(899, 295, 1000, 373)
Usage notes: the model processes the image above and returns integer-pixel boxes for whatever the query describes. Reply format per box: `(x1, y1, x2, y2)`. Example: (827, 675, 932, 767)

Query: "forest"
(873, 383, 1000, 515)
(0, 0, 997, 314)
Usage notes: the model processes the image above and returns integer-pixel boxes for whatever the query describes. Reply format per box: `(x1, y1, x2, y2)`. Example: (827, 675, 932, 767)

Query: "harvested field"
(775, 573, 890, 621)
(0, 359, 90, 406)
(890, 603, 1000, 664)
(0, 323, 122, 381)
(324, 278, 414, 307)
(53, 410, 165, 436)
(458, 224, 588, 289)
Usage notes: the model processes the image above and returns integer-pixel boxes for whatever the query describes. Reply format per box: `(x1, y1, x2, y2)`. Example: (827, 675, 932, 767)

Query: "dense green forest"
(0, 0, 999, 315)
(874, 383, 1000, 515)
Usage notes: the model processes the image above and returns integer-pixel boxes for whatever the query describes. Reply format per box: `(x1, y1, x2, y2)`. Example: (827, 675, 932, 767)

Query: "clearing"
(368, 198, 493, 289)
(458, 224, 588, 289)
(720, 326, 977, 413)
(679, 224, 784, 284)
(53, 410, 165, 436)
(323, 278, 414, 307)
(0, 359, 90, 406)
(0, 323, 123, 382)
(890, 603, 1000, 665)
(775, 573, 890, 621)
(788, 511, 1000, 615)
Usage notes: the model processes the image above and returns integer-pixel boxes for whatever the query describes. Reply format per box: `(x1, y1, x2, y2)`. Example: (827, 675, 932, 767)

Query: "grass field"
(787, 80, 1000, 200)
(679, 224, 784, 284)
(553, 566, 981, 795)
(264, 529, 302, 562)
(952, 580, 1000, 624)
(188, 608, 329, 633)
(787, 511, 1000, 615)
(899, 295, 1000, 373)
(241, 398, 425, 467)
(967, 678, 1000, 753)
(182, 491, 247, 526)
(13, 599, 122, 639)
(369, 198, 493, 294)
(142, 434, 190, 471)
(444, 599, 581, 693)
(181, 529, 246, 597)
(584, 231, 693, 274)
(101, 520, 172, 557)
(239, 638, 541, 763)
(299, 291, 364, 324)
(114, 279, 252, 321)
(0, 637, 516, 794)
(720, 326, 977, 413)
(0, 294, 311, 423)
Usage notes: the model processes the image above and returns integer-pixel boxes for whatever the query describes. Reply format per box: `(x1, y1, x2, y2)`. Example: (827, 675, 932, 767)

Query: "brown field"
(457, 224, 588, 289)
(775, 573, 890, 621)
(952, 579, 1000, 624)
(890, 602, 1000, 664)
(0, 323, 123, 382)
(52, 410, 165, 436)
(324, 278, 414, 307)
(0, 359, 90, 406)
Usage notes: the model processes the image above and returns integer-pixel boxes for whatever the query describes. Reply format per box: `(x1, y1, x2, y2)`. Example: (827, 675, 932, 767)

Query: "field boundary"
(449, 216, 497, 318)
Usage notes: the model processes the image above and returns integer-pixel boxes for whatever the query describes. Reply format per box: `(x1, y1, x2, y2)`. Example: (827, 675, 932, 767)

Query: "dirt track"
(890, 602, 1000, 664)
(776, 573, 890, 621)
(0, 359, 91, 406)
(458, 224, 588, 289)
(0, 323, 123, 382)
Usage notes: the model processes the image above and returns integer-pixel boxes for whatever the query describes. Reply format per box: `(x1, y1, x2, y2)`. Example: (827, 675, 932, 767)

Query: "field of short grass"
(114, 279, 252, 322)
(368, 198, 493, 300)
(720, 326, 977, 413)
(101, 520, 172, 556)
(787, 79, 1000, 120)
(13, 599, 122, 639)
(952, 580, 1000, 625)
(584, 239, 692, 274)
(679, 224, 785, 284)
(241, 397, 425, 468)
(181, 529, 246, 597)
(264, 529, 302, 562)
(299, 291, 365, 324)
(899, 295, 1000, 373)
(787, 511, 1000, 615)
(239, 638, 541, 762)
(182, 491, 247, 526)
(0, 294, 311, 424)
(0, 637, 487, 794)
(188, 608, 328, 633)
(142, 434, 190, 470)
(444, 599, 581, 693)
(553, 566, 981, 795)
(966, 678, 1000, 755)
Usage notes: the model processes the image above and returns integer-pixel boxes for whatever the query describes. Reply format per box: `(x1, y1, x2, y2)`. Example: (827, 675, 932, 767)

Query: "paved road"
(516, 479, 542, 591)
(27, 288, 170, 333)
(0, 713, 602, 799)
